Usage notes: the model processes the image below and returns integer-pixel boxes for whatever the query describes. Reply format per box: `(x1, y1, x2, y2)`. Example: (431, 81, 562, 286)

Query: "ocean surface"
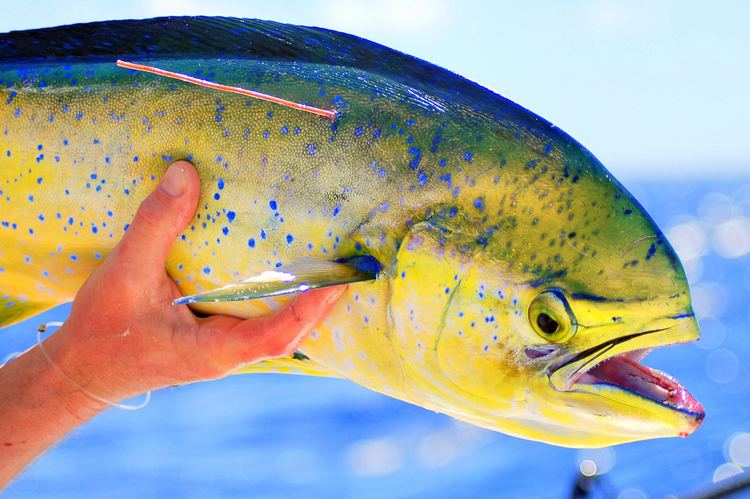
(3, 176, 750, 499)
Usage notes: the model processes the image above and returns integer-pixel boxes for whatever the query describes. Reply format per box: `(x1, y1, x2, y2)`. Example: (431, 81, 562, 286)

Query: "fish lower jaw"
(572, 350, 704, 421)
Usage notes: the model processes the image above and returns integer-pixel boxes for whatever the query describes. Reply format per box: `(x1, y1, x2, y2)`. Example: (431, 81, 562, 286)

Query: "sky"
(1, 0, 748, 179)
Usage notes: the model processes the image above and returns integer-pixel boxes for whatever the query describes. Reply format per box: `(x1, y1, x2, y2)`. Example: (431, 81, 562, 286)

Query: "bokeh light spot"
(728, 433, 750, 467)
(712, 462, 743, 483)
(706, 349, 740, 384)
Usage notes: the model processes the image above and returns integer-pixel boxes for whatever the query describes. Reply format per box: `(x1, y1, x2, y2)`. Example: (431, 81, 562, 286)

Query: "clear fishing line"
(36, 321, 151, 411)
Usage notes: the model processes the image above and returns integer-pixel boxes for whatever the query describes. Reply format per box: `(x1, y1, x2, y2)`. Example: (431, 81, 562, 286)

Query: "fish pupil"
(537, 313, 559, 335)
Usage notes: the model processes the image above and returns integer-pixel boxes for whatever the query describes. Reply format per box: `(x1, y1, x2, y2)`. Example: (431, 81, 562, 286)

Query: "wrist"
(0, 341, 106, 487)
(31, 336, 110, 420)
(40, 323, 125, 412)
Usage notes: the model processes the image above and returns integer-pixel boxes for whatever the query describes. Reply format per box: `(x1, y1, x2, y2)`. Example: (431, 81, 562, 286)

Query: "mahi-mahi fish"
(0, 17, 703, 447)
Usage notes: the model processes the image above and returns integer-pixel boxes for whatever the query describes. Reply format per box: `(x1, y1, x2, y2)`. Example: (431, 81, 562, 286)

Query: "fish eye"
(528, 290, 577, 343)
(536, 312, 559, 335)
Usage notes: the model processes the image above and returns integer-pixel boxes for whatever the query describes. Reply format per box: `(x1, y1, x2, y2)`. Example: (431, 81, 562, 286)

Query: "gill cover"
(389, 218, 516, 414)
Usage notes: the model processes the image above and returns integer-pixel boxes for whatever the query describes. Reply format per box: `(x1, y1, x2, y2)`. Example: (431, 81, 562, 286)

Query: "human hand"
(42, 160, 344, 411)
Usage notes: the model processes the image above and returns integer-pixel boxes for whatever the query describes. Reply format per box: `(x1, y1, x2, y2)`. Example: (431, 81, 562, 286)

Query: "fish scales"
(0, 17, 703, 447)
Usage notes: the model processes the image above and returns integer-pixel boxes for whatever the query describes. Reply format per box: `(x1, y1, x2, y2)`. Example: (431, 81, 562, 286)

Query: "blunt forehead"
(467, 141, 684, 299)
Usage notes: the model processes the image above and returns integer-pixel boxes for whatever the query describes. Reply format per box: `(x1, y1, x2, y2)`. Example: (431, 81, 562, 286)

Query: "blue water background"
(3, 177, 750, 498)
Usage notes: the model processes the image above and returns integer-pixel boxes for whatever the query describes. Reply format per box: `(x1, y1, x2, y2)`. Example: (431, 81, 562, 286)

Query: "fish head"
(387, 145, 703, 448)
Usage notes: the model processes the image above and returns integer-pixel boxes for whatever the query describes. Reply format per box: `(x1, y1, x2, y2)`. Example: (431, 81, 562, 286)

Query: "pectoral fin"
(173, 256, 379, 305)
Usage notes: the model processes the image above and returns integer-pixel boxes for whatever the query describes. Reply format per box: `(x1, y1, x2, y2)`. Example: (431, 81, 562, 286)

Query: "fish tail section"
(0, 243, 79, 330)
(0, 293, 56, 329)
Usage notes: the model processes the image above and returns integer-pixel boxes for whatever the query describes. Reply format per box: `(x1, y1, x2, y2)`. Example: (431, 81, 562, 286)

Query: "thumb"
(115, 161, 200, 278)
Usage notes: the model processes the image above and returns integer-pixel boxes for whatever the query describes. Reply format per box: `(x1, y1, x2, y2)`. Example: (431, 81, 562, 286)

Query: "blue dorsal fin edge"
(0, 17, 543, 132)
(0, 17, 475, 94)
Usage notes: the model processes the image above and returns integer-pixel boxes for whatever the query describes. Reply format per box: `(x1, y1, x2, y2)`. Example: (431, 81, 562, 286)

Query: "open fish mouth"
(548, 328, 705, 421)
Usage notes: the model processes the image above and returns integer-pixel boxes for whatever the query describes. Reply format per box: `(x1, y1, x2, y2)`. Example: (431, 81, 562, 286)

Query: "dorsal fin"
(0, 17, 466, 86)
(0, 16, 547, 133)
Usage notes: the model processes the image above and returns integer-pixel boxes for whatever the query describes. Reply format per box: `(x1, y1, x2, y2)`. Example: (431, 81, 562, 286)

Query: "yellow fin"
(234, 352, 343, 378)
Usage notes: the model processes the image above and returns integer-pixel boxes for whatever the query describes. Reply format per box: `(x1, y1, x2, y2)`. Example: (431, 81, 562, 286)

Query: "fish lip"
(546, 325, 704, 420)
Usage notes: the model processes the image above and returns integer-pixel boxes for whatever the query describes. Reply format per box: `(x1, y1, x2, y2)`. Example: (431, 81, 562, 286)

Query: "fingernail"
(160, 163, 186, 197)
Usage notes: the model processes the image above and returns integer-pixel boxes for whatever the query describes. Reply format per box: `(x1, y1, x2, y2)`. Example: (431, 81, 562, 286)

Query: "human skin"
(0, 161, 344, 488)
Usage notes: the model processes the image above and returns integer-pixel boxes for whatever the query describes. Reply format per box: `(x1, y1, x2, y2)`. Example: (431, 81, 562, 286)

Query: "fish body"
(0, 17, 703, 447)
